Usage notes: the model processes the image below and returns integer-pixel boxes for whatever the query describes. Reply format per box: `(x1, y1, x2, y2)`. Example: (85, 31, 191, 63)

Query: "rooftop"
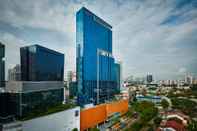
(77, 7, 112, 29)
(21, 44, 64, 56)
(20, 103, 76, 121)
(164, 120, 186, 131)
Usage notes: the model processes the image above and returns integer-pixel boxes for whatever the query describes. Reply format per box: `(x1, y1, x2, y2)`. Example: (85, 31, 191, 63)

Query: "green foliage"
(133, 96, 137, 102)
(130, 121, 143, 131)
(72, 128, 78, 131)
(168, 88, 197, 98)
(112, 117, 120, 125)
(187, 120, 197, 131)
(126, 107, 133, 117)
(161, 99, 169, 109)
(133, 101, 158, 122)
(171, 98, 197, 117)
(147, 125, 154, 131)
(125, 101, 158, 131)
(154, 117, 162, 127)
(190, 84, 197, 91)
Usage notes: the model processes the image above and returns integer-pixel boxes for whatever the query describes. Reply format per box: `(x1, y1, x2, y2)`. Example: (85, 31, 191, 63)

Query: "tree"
(154, 117, 162, 127)
(188, 120, 197, 131)
(130, 121, 143, 131)
(161, 99, 169, 109)
(72, 128, 78, 131)
(147, 125, 154, 131)
(133, 101, 158, 122)
(171, 98, 197, 117)
(126, 107, 133, 117)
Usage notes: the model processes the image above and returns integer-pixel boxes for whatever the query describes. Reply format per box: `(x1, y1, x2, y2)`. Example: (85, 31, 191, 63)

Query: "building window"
(75, 110, 79, 117)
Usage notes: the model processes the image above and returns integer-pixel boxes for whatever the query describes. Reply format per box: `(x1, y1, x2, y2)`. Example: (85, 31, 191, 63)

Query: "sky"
(0, 0, 197, 80)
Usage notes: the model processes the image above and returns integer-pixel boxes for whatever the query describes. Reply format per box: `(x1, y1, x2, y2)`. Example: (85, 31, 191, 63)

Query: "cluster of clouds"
(0, 0, 197, 80)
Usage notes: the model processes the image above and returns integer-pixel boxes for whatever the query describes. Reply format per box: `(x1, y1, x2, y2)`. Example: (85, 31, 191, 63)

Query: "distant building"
(0, 43, 5, 87)
(20, 44, 64, 81)
(69, 82, 78, 98)
(147, 74, 153, 83)
(67, 71, 72, 84)
(136, 95, 161, 105)
(67, 71, 77, 98)
(194, 79, 197, 84)
(76, 7, 117, 105)
(114, 62, 121, 93)
(67, 71, 76, 83)
(8, 64, 21, 81)
(185, 74, 193, 85)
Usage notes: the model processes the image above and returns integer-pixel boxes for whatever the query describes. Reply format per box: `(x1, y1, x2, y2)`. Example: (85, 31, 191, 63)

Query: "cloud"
(179, 67, 187, 74)
(0, 0, 197, 80)
(0, 0, 65, 31)
(0, 32, 27, 79)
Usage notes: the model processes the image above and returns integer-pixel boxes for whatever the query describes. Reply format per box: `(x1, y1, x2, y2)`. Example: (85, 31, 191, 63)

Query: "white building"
(23, 107, 80, 131)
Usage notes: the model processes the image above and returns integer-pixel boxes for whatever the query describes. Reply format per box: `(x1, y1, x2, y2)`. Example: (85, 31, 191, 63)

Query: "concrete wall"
(80, 104, 107, 130)
(80, 100, 128, 131)
(106, 99, 128, 116)
(23, 107, 80, 131)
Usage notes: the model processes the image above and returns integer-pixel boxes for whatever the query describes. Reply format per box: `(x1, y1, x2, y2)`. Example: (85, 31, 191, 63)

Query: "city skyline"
(0, 0, 197, 80)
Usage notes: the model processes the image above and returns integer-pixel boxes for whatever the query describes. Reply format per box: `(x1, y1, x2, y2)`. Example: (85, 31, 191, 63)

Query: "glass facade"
(76, 7, 117, 105)
(0, 93, 16, 118)
(115, 63, 121, 93)
(0, 88, 64, 119)
(0, 43, 5, 87)
(21, 88, 64, 117)
(69, 82, 77, 98)
(20, 44, 64, 81)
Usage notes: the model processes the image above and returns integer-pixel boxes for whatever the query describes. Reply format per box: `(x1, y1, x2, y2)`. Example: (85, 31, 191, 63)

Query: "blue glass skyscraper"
(76, 7, 117, 105)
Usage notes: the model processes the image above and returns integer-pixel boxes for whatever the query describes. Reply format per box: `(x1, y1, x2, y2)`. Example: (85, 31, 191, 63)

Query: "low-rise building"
(136, 95, 161, 104)
(4, 81, 64, 118)
(158, 120, 186, 131)
(23, 107, 80, 131)
(0, 107, 80, 131)
(80, 99, 129, 131)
